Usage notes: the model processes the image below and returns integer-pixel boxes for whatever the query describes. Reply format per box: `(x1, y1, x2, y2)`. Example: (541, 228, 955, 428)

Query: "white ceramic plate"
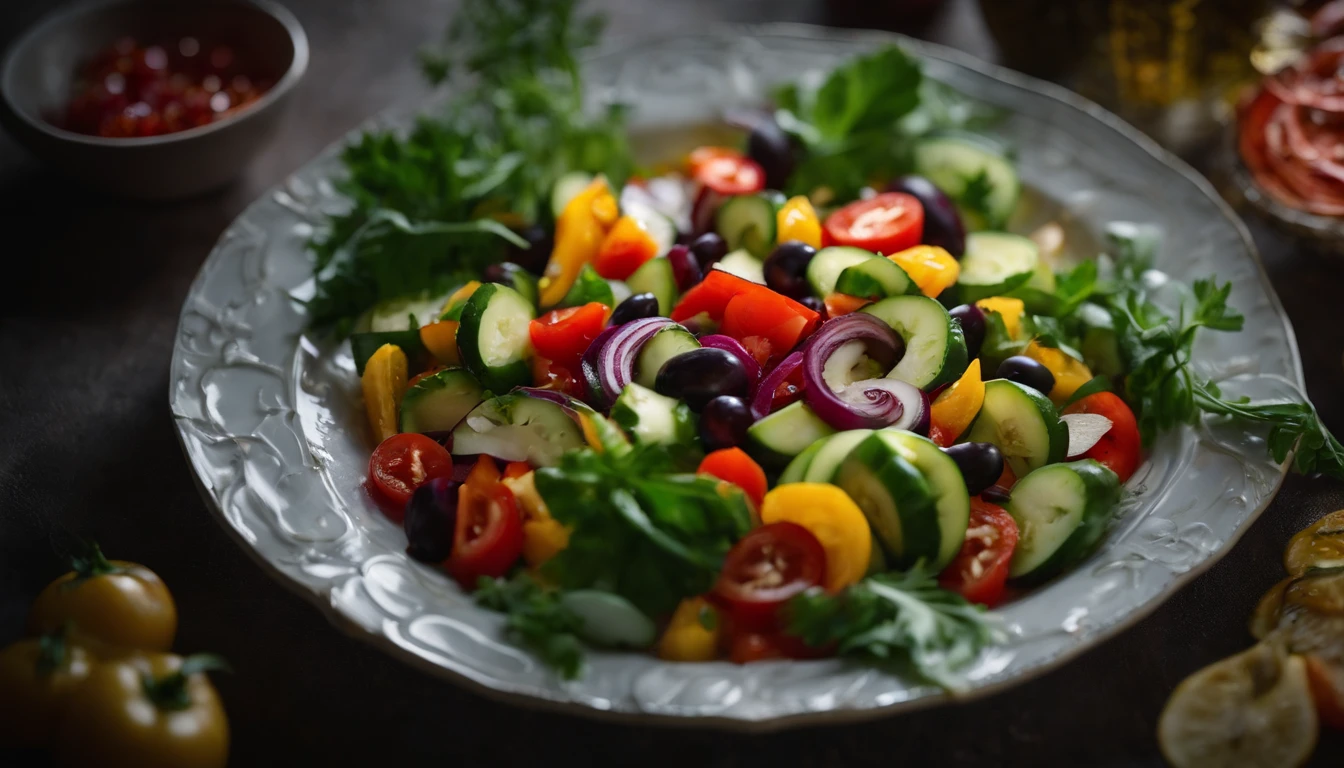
(170, 24, 1302, 729)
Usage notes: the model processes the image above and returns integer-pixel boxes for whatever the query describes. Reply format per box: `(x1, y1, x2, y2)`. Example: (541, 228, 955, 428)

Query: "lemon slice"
(1158, 644, 1318, 768)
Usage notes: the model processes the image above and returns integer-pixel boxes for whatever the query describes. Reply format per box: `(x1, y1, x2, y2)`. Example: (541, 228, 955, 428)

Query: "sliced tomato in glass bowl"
(712, 521, 826, 630)
(823, 192, 924, 255)
(368, 433, 455, 518)
(938, 498, 1019, 608)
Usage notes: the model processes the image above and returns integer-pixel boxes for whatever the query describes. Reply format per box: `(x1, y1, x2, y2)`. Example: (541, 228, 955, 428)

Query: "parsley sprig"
(475, 572, 586, 679)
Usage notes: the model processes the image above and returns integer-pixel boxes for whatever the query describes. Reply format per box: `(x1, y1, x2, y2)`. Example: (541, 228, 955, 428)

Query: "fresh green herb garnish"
(476, 572, 586, 679)
(307, 0, 632, 336)
(958, 168, 996, 225)
(535, 444, 753, 617)
(785, 568, 1003, 688)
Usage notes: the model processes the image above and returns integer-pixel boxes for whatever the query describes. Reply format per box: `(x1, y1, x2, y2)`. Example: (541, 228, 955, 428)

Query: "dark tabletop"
(3, 1, 1344, 766)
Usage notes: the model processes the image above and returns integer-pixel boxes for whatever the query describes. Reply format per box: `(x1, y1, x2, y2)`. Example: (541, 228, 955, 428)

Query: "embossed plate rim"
(171, 23, 1301, 731)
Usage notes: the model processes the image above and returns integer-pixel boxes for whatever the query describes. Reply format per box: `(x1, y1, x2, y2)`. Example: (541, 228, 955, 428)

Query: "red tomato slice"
(1063, 392, 1141, 483)
(823, 192, 925, 255)
(448, 483, 524, 588)
(720, 614, 832, 663)
(698, 448, 767, 509)
(688, 146, 743, 173)
(529, 302, 609, 369)
(938, 498, 1019, 607)
(712, 522, 826, 630)
(368, 433, 455, 517)
(530, 356, 585, 400)
(694, 155, 766, 196)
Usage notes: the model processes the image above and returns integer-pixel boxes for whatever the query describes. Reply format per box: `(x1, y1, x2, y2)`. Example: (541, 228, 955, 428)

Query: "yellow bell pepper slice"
(440, 281, 481, 319)
(929, 359, 985, 447)
(658, 597, 720, 662)
(419, 320, 461, 366)
(889, 245, 960, 298)
(776, 195, 822, 248)
(361, 343, 408, 442)
(760, 483, 871, 591)
(502, 471, 570, 567)
(1024, 340, 1094, 405)
(976, 296, 1026, 340)
(539, 177, 617, 307)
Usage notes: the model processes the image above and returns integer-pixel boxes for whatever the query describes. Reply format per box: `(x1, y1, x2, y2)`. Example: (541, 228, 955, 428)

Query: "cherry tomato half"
(368, 433, 455, 516)
(720, 613, 831, 664)
(448, 483, 524, 589)
(712, 522, 826, 630)
(694, 154, 766, 196)
(938, 498, 1019, 607)
(529, 302, 609, 369)
(1063, 392, 1141, 483)
(823, 192, 925, 255)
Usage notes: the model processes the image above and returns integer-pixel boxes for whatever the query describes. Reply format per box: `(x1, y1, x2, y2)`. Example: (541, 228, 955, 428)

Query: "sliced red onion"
(1063, 413, 1113, 457)
(698, 334, 761, 391)
(597, 317, 677, 406)
(751, 350, 803, 420)
(802, 314, 908, 430)
(580, 325, 622, 410)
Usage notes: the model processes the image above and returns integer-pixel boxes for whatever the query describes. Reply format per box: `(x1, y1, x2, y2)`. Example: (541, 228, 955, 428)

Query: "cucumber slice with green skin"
(350, 330, 424, 376)
(626, 257, 677, 316)
(833, 257, 917, 299)
(610, 383, 697, 446)
(608, 279, 633, 306)
(964, 379, 1068, 479)
(873, 431, 971, 571)
(399, 367, 485, 434)
(551, 171, 594, 218)
(912, 133, 1020, 229)
(954, 232, 1040, 305)
(622, 198, 677, 257)
(801, 429, 875, 483)
(495, 263, 539, 309)
(746, 401, 836, 470)
(367, 291, 452, 332)
(715, 250, 767, 285)
(1006, 460, 1121, 584)
(834, 433, 940, 568)
(778, 438, 826, 485)
(1005, 256, 1059, 314)
(634, 327, 700, 389)
(451, 392, 586, 467)
(807, 246, 879, 298)
(559, 590, 656, 649)
(557, 263, 615, 309)
(1076, 302, 1125, 378)
(716, 194, 779, 258)
(457, 283, 536, 393)
(861, 295, 968, 390)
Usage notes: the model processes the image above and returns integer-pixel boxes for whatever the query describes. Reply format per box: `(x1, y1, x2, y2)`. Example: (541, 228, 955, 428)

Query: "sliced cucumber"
(626, 257, 677, 316)
(1006, 460, 1121, 583)
(608, 279, 633, 306)
(622, 198, 677, 257)
(558, 263, 615, 309)
(861, 295, 968, 390)
(746, 401, 836, 470)
(1077, 302, 1124, 378)
(716, 194, 778, 258)
(833, 257, 916, 299)
(874, 431, 970, 571)
(399, 367, 485, 435)
(1005, 256, 1059, 314)
(912, 133, 1020, 229)
(715, 250, 766, 285)
(451, 392, 586, 467)
(551, 171, 594, 218)
(964, 379, 1068, 479)
(834, 433, 940, 568)
(457, 283, 536, 393)
(954, 232, 1040, 304)
(493, 263, 539, 309)
(367, 291, 452, 332)
(778, 438, 826, 485)
(807, 246, 878, 298)
(633, 326, 700, 389)
(559, 590, 656, 649)
(610, 383, 697, 447)
(801, 429, 875, 483)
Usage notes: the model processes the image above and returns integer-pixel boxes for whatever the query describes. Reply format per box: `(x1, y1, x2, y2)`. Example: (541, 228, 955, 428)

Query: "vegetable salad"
(318, 1, 1344, 685)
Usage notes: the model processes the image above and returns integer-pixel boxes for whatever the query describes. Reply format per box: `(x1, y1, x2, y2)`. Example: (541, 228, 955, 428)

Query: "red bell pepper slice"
(671, 270, 819, 353)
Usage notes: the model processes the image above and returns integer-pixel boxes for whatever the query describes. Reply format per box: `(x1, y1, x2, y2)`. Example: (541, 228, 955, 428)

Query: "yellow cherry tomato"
(889, 245, 960, 298)
(53, 653, 230, 768)
(976, 296, 1026, 340)
(502, 471, 570, 567)
(658, 598, 720, 662)
(0, 630, 94, 748)
(29, 545, 177, 653)
(539, 177, 617, 307)
(1285, 509, 1344, 576)
(929, 359, 986, 447)
(1023, 341, 1094, 405)
(361, 343, 408, 443)
(419, 320, 461, 365)
(760, 483, 871, 591)
(776, 195, 822, 248)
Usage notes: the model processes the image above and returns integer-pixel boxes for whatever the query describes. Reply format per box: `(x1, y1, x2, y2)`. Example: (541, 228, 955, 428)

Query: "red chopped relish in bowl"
(56, 37, 271, 139)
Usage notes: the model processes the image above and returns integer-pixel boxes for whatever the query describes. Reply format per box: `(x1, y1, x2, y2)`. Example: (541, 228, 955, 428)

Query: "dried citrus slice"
(1284, 567, 1344, 616)
(1250, 578, 1290, 640)
(1158, 644, 1318, 768)
(1286, 510, 1344, 576)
